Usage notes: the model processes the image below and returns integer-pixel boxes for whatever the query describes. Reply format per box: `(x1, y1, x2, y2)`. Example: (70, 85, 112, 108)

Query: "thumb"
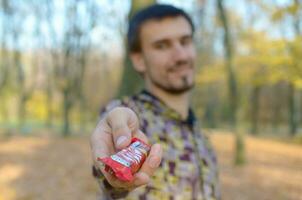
(106, 107, 139, 149)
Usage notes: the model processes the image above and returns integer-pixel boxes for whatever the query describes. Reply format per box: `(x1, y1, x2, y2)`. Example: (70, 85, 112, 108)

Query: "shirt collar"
(137, 89, 196, 125)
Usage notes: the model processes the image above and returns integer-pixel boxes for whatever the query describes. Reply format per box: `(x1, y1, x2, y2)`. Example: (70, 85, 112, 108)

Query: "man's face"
(131, 16, 196, 94)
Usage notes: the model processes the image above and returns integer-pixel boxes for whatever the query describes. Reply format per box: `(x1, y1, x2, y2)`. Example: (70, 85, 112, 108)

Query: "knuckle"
(111, 106, 128, 115)
(123, 107, 134, 114)
(115, 107, 135, 118)
(107, 107, 129, 124)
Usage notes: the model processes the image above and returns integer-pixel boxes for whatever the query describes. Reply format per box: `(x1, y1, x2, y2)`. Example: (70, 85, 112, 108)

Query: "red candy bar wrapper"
(97, 138, 151, 182)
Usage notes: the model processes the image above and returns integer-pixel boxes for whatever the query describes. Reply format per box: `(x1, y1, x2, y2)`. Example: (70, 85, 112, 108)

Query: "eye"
(181, 36, 192, 46)
(154, 41, 169, 50)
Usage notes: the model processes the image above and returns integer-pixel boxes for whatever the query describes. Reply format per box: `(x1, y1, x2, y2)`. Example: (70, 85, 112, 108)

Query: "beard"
(152, 75, 195, 95)
(150, 60, 195, 95)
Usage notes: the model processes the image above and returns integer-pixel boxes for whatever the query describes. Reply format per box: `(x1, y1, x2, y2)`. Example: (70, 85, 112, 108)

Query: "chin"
(166, 83, 195, 95)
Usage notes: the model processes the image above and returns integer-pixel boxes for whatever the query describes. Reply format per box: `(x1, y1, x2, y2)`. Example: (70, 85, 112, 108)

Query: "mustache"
(167, 60, 193, 72)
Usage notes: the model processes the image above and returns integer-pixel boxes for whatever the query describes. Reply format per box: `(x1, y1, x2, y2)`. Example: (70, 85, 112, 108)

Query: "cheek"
(149, 51, 169, 63)
(145, 53, 169, 74)
(188, 46, 197, 61)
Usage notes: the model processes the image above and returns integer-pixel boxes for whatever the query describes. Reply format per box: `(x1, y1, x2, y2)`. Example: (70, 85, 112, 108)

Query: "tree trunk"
(271, 84, 281, 132)
(14, 51, 26, 133)
(204, 86, 217, 128)
(288, 0, 301, 135)
(117, 0, 155, 97)
(216, 0, 244, 165)
(46, 83, 53, 128)
(62, 89, 71, 136)
(18, 93, 28, 133)
(288, 83, 298, 135)
(250, 85, 260, 134)
(15, 51, 36, 134)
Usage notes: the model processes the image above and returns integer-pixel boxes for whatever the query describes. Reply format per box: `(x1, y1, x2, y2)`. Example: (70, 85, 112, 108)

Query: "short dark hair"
(127, 4, 195, 53)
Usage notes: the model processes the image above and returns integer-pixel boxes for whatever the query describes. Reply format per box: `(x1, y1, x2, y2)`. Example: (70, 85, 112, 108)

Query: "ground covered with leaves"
(0, 132, 301, 200)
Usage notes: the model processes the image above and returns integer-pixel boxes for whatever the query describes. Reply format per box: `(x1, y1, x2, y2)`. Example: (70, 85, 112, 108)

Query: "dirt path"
(0, 133, 301, 200)
(211, 133, 302, 200)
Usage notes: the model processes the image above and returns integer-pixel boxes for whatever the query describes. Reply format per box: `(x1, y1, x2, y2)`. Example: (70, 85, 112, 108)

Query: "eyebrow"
(151, 33, 193, 44)
(152, 39, 170, 45)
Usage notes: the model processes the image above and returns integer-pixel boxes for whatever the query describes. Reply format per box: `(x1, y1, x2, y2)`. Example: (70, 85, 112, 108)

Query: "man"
(90, 4, 220, 200)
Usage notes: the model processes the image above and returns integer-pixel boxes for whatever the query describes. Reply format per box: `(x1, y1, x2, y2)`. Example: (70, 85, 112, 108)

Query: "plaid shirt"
(93, 90, 220, 200)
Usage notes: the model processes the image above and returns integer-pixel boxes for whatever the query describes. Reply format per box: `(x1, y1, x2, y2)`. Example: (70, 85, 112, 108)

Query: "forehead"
(140, 16, 192, 43)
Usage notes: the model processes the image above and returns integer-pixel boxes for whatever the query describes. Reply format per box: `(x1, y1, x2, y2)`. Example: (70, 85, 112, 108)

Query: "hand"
(90, 107, 162, 191)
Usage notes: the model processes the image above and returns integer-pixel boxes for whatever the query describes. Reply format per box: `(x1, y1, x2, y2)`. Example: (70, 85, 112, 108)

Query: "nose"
(172, 43, 188, 61)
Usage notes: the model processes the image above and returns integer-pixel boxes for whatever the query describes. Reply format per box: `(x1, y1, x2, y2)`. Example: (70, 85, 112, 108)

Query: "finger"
(139, 143, 162, 177)
(103, 172, 150, 191)
(101, 170, 127, 189)
(106, 107, 139, 149)
(133, 130, 149, 144)
(132, 172, 150, 187)
(90, 120, 115, 168)
(101, 170, 148, 190)
(96, 146, 151, 189)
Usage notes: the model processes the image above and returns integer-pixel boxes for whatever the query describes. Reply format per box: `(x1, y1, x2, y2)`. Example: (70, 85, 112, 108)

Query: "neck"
(146, 85, 190, 119)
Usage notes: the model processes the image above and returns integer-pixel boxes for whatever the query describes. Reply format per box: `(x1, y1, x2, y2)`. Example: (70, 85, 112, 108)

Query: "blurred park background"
(0, 0, 301, 199)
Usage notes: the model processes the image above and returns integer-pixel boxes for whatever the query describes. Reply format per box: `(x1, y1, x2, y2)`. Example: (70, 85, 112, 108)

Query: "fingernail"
(148, 155, 160, 168)
(116, 136, 127, 147)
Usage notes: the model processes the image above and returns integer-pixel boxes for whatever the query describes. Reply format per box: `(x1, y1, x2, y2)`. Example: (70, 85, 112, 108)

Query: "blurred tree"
(288, 0, 301, 135)
(9, 1, 37, 133)
(30, 0, 55, 129)
(216, 0, 245, 165)
(192, 0, 221, 127)
(44, 0, 57, 129)
(0, 0, 10, 92)
(272, 0, 302, 135)
(117, 0, 155, 97)
(44, 0, 97, 136)
(0, 0, 12, 127)
(60, 0, 97, 136)
(1, 0, 300, 138)
(236, 30, 279, 134)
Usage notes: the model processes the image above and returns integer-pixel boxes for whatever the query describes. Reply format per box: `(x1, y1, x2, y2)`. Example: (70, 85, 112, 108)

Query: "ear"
(129, 52, 146, 74)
